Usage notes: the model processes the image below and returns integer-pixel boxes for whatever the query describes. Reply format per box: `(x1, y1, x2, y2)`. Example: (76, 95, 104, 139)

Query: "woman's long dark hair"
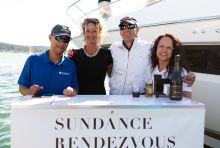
(151, 33, 189, 75)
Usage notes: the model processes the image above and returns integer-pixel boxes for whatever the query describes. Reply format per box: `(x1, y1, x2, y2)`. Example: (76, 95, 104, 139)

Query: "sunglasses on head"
(54, 35, 71, 43)
(84, 18, 100, 24)
(119, 24, 136, 30)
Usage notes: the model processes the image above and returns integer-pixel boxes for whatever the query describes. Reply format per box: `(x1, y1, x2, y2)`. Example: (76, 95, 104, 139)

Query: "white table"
(11, 95, 205, 148)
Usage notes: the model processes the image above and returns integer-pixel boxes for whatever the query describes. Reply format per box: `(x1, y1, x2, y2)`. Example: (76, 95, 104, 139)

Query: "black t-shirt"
(70, 48, 113, 95)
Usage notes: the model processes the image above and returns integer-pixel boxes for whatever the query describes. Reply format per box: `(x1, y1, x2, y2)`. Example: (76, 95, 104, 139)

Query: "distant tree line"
(0, 42, 48, 53)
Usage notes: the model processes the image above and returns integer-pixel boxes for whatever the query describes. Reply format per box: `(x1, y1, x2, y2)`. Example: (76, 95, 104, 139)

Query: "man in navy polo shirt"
(18, 24, 78, 96)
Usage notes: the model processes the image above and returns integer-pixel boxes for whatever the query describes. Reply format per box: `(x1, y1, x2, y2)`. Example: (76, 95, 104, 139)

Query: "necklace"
(83, 46, 101, 57)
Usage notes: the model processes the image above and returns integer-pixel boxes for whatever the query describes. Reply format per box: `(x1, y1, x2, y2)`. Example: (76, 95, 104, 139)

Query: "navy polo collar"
(41, 50, 67, 65)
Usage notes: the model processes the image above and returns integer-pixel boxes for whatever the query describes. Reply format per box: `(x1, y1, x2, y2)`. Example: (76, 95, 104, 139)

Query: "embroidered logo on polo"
(59, 71, 70, 76)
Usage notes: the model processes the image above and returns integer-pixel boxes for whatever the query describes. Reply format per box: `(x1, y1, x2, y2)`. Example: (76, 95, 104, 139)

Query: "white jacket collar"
(118, 37, 140, 50)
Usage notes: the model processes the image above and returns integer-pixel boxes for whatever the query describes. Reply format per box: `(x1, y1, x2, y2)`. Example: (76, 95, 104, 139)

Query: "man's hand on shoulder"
(67, 49, 76, 58)
(183, 71, 196, 86)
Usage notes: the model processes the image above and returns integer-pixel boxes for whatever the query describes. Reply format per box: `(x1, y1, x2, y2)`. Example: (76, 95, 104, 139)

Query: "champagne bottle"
(170, 55, 182, 100)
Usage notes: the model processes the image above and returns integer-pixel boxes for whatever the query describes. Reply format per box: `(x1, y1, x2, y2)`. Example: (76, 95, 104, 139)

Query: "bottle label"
(170, 85, 182, 100)
(163, 84, 170, 96)
(145, 83, 153, 97)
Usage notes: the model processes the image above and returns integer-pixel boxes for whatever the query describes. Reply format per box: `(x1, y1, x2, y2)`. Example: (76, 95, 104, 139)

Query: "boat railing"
(66, 0, 158, 26)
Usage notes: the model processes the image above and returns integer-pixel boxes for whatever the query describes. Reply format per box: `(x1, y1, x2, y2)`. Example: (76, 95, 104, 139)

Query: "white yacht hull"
(69, 0, 220, 146)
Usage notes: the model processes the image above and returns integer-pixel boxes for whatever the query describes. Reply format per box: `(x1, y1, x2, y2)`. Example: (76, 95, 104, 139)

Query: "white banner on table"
(11, 107, 204, 148)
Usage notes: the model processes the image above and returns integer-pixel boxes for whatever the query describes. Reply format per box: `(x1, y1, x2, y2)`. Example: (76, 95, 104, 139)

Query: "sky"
(0, 0, 145, 47)
(0, 0, 80, 47)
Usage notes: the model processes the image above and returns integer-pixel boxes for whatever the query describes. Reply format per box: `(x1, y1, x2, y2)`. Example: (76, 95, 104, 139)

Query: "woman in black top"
(70, 18, 113, 94)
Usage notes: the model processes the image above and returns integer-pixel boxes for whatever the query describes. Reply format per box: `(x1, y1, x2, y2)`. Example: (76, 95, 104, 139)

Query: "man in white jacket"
(109, 16, 195, 95)
(109, 17, 152, 95)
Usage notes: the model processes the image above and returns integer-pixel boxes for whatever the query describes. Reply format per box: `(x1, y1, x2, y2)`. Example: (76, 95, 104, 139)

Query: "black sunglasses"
(54, 35, 71, 43)
(120, 24, 136, 30)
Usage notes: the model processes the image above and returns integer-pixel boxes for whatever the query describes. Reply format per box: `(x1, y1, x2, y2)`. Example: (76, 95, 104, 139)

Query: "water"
(0, 53, 28, 148)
